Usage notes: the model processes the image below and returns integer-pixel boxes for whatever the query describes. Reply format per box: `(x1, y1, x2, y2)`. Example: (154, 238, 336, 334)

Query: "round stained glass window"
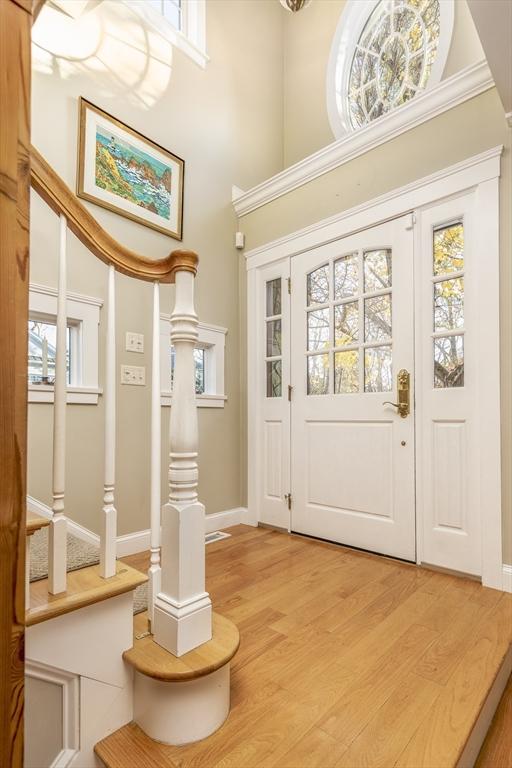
(347, 0, 441, 129)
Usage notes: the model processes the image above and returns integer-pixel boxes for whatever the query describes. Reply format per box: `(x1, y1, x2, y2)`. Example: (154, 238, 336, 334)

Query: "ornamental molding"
(243, 144, 502, 269)
(233, 60, 494, 218)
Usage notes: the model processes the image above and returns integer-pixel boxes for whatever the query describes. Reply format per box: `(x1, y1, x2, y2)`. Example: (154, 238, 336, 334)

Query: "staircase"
(23, 149, 239, 766)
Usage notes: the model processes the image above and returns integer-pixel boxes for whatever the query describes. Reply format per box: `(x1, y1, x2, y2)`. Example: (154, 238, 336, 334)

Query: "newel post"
(153, 251, 212, 657)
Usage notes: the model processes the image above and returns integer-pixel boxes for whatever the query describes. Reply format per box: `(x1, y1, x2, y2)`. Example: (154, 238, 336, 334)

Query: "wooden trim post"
(153, 256, 213, 657)
(0, 1, 31, 764)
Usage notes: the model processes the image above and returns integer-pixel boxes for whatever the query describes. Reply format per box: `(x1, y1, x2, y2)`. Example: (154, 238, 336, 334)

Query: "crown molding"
(233, 60, 494, 218)
(244, 145, 502, 269)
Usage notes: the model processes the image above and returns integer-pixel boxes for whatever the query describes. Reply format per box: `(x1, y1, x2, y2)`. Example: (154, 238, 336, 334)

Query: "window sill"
(161, 392, 226, 408)
(28, 386, 102, 405)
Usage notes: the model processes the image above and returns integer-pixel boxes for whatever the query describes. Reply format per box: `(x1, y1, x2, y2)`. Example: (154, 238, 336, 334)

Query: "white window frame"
(28, 284, 102, 405)
(160, 315, 227, 408)
(326, 0, 454, 140)
(128, 0, 208, 69)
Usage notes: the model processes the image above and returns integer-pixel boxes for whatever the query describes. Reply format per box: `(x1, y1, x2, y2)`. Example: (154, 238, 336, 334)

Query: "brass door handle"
(383, 369, 410, 418)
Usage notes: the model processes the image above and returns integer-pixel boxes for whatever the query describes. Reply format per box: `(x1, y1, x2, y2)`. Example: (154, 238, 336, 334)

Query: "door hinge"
(284, 493, 292, 510)
(405, 212, 417, 230)
(287, 277, 291, 294)
(288, 384, 293, 401)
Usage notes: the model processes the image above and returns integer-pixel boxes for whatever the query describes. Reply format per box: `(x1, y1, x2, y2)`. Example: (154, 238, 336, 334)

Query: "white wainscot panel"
(433, 420, 467, 532)
(264, 420, 282, 499)
(306, 421, 393, 518)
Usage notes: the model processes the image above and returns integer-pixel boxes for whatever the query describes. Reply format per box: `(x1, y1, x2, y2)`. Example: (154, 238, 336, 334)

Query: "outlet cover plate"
(121, 365, 145, 386)
(126, 332, 144, 353)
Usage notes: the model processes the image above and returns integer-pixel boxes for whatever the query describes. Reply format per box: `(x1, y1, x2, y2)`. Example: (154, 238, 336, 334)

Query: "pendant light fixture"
(279, 0, 312, 12)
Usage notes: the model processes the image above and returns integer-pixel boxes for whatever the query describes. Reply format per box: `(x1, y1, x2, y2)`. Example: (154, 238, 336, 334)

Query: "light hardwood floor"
(108, 525, 512, 768)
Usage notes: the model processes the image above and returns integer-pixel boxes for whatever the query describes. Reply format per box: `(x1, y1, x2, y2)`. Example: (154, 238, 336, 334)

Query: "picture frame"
(77, 97, 184, 240)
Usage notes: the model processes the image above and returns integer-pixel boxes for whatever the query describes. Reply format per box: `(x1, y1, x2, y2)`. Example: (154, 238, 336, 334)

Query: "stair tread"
(26, 562, 147, 626)
(95, 722, 173, 768)
(123, 611, 239, 681)
(26, 512, 50, 535)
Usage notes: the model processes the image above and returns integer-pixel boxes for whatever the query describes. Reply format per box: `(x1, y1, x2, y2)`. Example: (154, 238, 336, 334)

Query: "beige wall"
(240, 87, 512, 562)
(28, 0, 284, 535)
(282, 0, 485, 167)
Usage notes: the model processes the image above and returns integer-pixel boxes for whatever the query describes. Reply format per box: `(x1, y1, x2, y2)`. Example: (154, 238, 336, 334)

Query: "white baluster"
(48, 214, 68, 594)
(153, 258, 212, 656)
(148, 281, 162, 629)
(26, 537, 31, 610)
(100, 265, 117, 578)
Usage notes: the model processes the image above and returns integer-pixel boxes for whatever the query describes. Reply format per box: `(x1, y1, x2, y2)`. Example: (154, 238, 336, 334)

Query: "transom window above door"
(327, 0, 454, 138)
(306, 250, 393, 395)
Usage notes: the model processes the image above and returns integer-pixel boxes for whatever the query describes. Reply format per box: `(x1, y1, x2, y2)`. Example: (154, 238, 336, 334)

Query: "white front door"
(290, 217, 416, 560)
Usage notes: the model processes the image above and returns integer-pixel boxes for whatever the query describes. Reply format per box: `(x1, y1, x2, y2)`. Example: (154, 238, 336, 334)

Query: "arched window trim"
(326, 0, 454, 139)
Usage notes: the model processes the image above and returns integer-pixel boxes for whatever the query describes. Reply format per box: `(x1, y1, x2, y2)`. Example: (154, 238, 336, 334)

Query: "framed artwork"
(77, 97, 184, 240)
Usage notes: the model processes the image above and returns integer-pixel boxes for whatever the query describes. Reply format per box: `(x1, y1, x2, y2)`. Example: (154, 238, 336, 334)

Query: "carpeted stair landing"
(29, 527, 148, 614)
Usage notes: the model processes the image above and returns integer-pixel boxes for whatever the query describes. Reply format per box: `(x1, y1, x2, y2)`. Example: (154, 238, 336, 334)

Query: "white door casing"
(290, 217, 416, 561)
(246, 147, 502, 588)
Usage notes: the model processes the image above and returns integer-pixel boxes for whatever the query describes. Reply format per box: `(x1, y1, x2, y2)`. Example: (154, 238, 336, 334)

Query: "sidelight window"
(432, 222, 464, 388)
(265, 278, 283, 397)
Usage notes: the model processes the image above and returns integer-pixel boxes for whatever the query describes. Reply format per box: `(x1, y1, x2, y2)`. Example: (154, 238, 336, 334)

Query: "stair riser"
(134, 664, 231, 745)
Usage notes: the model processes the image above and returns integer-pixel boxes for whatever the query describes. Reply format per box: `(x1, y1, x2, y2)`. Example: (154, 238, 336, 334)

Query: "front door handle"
(383, 369, 410, 418)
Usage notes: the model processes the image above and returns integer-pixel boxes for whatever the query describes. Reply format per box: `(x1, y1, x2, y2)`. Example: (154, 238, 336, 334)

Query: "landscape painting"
(95, 127, 172, 220)
(77, 98, 184, 240)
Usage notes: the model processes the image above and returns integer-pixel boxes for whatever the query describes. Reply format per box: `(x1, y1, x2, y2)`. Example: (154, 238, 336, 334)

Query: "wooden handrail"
(30, 146, 197, 283)
(32, 0, 46, 22)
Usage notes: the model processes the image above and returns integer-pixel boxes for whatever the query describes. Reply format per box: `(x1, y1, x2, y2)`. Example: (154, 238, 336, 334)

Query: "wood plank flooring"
(100, 525, 512, 768)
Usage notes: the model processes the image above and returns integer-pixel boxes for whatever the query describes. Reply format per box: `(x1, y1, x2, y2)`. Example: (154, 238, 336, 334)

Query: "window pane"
(364, 294, 392, 342)
(28, 321, 71, 385)
(334, 302, 358, 346)
(433, 223, 464, 276)
(334, 254, 358, 299)
(171, 346, 207, 394)
(364, 249, 392, 292)
(266, 360, 282, 398)
(307, 354, 329, 395)
(365, 346, 392, 392)
(266, 320, 282, 357)
(194, 348, 205, 395)
(335, 350, 359, 394)
(347, 0, 440, 129)
(307, 308, 330, 352)
(307, 265, 329, 306)
(434, 277, 464, 332)
(266, 278, 281, 317)
(162, 0, 181, 29)
(434, 335, 464, 388)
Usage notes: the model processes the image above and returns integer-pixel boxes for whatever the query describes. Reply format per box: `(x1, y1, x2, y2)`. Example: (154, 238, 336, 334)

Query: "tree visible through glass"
(348, 0, 441, 129)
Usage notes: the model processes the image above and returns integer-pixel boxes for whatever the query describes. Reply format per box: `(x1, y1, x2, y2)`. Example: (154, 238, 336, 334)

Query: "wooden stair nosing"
(123, 611, 240, 682)
(26, 562, 147, 627)
(26, 512, 50, 535)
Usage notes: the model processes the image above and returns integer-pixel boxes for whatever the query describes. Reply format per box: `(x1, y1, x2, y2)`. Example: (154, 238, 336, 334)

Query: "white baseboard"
(503, 564, 512, 593)
(116, 529, 151, 557)
(205, 507, 252, 533)
(27, 496, 253, 556)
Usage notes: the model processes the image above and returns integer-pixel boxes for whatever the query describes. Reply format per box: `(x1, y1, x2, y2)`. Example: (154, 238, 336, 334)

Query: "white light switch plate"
(126, 332, 144, 353)
(121, 365, 145, 386)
